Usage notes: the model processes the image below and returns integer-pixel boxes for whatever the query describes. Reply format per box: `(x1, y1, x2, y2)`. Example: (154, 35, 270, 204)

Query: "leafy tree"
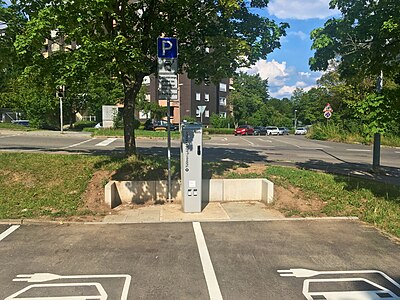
(310, 0, 400, 134)
(230, 72, 269, 125)
(11, 0, 288, 155)
(210, 113, 233, 128)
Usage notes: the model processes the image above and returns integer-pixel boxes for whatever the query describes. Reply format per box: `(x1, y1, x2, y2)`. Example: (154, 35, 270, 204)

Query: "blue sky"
(240, 0, 340, 99)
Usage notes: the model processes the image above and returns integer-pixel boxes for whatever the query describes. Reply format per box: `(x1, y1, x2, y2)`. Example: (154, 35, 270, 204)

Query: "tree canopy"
(3, 0, 288, 155)
(310, 0, 400, 136)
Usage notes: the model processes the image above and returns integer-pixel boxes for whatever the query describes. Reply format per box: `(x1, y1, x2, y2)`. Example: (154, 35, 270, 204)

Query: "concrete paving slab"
(102, 201, 284, 223)
(221, 201, 285, 220)
(161, 203, 230, 222)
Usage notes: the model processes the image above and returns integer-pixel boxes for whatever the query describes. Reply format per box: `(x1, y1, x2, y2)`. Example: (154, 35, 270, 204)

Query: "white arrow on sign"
(197, 106, 206, 114)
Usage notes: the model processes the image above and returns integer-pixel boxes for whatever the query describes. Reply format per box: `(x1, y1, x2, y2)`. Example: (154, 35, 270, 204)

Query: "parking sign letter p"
(162, 40, 173, 56)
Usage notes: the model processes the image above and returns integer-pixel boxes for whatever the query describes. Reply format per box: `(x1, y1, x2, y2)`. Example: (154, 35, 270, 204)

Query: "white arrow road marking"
(95, 138, 117, 147)
(193, 222, 223, 300)
(0, 225, 20, 242)
(62, 138, 95, 149)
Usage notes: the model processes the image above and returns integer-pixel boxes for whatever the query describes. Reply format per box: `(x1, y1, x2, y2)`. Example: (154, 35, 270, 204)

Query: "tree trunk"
(122, 73, 144, 156)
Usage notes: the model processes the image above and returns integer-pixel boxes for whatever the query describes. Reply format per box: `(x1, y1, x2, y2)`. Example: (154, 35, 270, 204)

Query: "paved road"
(1, 220, 399, 299)
(1, 130, 399, 184)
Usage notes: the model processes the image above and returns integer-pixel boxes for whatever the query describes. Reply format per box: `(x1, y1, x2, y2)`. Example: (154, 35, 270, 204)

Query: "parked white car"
(295, 127, 307, 135)
(265, 126, 280, 136)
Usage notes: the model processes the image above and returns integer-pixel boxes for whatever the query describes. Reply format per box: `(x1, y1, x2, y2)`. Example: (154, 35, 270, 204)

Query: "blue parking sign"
(157, 37, 178, 58)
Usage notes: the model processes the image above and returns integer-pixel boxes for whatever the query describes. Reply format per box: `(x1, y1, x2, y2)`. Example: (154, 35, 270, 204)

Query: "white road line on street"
(193, 222, 223, 300)
(0, 225, 20, 242)
(0, 134, 20, 139)
(208, 143, 239, 146)
(63, 138, 96, 149)
(95, 138, 117, 147)
(240, 136, 254, 146)
(395, 151, 400, 154)
(346, 148, 371, 152)
(270, 137, 301, 148)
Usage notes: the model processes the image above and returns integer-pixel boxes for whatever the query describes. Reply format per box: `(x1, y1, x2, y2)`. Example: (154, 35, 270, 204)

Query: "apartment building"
(140, 73, 231, 125)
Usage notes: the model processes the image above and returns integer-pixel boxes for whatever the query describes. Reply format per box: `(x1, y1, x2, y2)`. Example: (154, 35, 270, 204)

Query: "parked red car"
(234, 125, 254, 136)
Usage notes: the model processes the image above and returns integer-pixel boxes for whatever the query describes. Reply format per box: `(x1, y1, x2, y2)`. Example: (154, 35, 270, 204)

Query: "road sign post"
(158, 37, 178, 203)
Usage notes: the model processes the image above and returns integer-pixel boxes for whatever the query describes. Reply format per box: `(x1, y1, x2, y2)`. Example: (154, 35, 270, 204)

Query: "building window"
(196, 92, 201, 101)
(145, 94, 151, 102)
(205, 110, 209, 118)
(196, 109, 201, 117)
(205, 93, 210, 102)
(219, 83, 227, 92)
(219, 112, 227, 118)
(219, 97, 226, 106)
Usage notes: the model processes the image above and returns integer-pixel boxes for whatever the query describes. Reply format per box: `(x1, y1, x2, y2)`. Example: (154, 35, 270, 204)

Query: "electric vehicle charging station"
(181, 123, 202, 213)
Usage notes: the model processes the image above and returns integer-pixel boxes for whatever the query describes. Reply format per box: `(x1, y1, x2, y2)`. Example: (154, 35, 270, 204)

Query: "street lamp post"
(294, 109, 297, 130)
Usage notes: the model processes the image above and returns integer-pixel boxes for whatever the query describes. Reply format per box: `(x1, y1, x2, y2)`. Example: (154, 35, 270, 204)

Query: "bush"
(73, 121, 97, 131)
(204, 128, 234, 134)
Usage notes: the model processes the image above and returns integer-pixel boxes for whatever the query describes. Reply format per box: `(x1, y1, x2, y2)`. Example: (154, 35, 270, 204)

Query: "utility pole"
(294, 109, 297, 129)
(56, 85, 65, 134)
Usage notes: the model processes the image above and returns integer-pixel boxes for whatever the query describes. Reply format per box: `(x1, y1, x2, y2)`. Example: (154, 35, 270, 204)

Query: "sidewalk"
(102, 201, 285, 223)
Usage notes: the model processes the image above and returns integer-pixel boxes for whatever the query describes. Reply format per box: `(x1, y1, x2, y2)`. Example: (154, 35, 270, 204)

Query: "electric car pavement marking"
(5, 273, 131, 300)
(278, 268, 400, 300)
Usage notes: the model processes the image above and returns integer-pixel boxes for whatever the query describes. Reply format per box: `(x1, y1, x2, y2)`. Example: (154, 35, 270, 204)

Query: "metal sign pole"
(167, 95, 172, 203)
(59, 96, 63, 134)
(157, 37, 178, 204)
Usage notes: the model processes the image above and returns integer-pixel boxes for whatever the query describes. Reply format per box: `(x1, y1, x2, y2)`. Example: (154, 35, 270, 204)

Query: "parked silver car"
(295, 127, 307, 135)
(278, 127, 289, 135)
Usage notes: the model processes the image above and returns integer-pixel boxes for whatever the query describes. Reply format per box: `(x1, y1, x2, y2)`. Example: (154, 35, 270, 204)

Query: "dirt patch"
(77, 170, 114, 221)
(272, 185, 327, 217)
(229, 164, 267, 175)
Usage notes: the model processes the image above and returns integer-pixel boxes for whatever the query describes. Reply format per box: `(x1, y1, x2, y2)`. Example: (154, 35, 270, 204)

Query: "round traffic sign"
(324, 111, 332, 119)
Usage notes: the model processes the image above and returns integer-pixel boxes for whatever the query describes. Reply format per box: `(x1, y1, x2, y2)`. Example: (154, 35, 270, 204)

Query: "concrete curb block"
(105, 178, 274, 209)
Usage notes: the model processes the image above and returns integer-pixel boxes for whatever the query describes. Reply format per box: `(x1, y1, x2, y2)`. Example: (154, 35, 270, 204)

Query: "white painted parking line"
(0, 225, 20, 242)
(193, 222, 223, 300)
(63, 138, 96, 149)
(257, 138, 272, 143)
(346, 149, 371, 152)
(270, 137, 301, 148)
(95, 138, 117, 147)
(240, 137, 254, 146)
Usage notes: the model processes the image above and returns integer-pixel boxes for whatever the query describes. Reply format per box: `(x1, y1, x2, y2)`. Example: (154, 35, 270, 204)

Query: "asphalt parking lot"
(1, 219, 399, 299)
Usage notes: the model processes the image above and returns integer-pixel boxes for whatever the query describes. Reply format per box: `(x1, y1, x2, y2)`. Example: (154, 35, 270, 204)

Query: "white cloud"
(238, 59, 290, 86)
(238, 59, 322, 98)
(271, 84, 314, 98)
(273, 85, 297, 98)
(299, 72, 312, 77)
(267, 0, 339, 20)
(295, 81, 307, 87)
(288, 31, 308, 40)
